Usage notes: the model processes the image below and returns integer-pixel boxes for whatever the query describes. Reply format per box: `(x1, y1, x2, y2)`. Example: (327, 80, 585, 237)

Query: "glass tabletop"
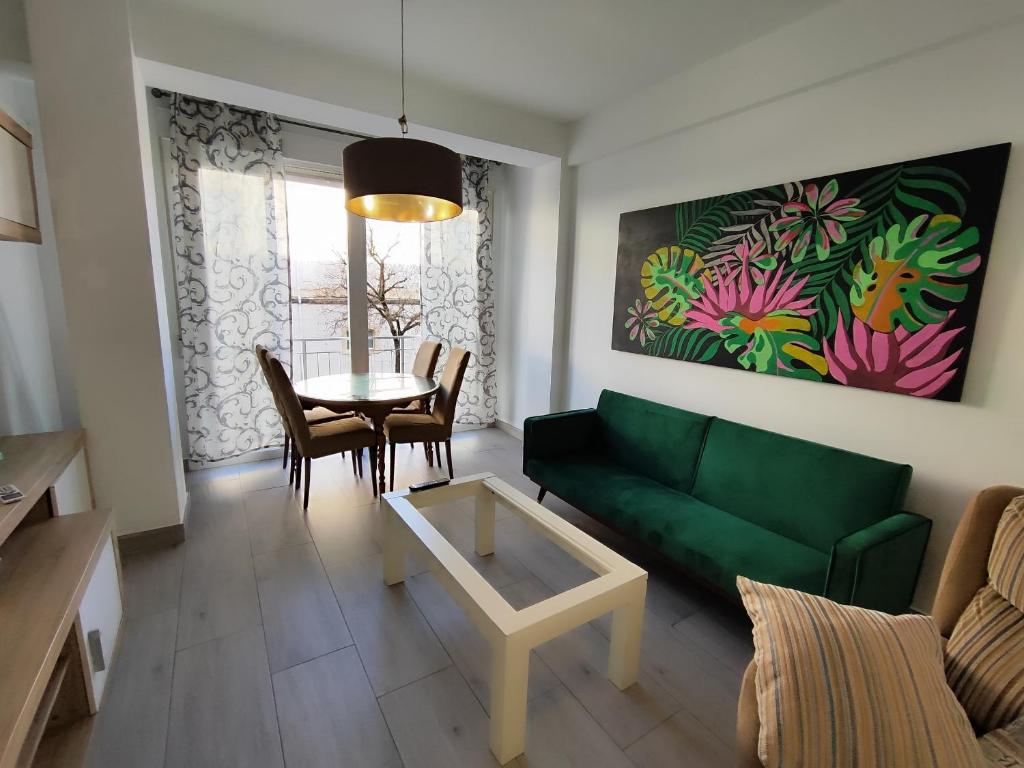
(293, 372, 438, 407)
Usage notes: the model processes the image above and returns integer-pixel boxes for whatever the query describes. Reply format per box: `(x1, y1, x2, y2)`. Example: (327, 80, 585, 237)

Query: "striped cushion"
(980, 716, 1024, 766)
(947, 585, 1024, 732)
(739, 576, 982, 768)
(990, 496, 1024, 611)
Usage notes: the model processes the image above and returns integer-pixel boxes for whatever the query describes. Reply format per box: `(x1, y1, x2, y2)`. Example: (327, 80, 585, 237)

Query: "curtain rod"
(149, 88, 373, 141)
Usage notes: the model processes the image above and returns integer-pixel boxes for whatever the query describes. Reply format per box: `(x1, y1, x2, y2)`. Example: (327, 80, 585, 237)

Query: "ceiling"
(130, 0, 827, 122)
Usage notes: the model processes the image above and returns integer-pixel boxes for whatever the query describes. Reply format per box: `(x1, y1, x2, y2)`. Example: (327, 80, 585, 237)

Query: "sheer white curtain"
(169, 94, 291, 464)
(420, 156, 497, 424)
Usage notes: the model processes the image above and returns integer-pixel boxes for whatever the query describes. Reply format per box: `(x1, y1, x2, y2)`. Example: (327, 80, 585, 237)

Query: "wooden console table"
(0, 431, 122, 767)
(383, 473, 647, 764)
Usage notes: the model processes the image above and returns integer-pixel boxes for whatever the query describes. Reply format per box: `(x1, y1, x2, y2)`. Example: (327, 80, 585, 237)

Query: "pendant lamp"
(343, 0, 463, 223)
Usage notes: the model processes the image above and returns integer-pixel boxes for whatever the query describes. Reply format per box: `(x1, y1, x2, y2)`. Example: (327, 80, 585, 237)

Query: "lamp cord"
(398, 0, 408, 136)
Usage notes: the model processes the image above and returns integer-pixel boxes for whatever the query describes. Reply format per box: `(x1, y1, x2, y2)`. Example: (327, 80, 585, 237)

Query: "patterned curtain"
(169, 94, 291, 464)
(421, 156, 497, 424)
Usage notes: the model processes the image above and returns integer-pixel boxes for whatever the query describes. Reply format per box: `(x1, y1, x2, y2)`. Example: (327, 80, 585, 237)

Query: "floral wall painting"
(612, 143, 1011, 401)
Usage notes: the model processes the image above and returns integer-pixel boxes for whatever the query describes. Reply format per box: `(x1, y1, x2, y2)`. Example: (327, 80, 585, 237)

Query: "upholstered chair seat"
(383, 412, 449, 443)
(383, 346, 471, 491)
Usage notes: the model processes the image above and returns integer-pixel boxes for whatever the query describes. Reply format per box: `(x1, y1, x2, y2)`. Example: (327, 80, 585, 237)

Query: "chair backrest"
(933, 485, 1024, 637)
(431, 346, 471, 429)
(266, 353, 312, 450)
(691, 418, 912, 553)
(412, 340, 442, 379)
(256, 344, 290, 430)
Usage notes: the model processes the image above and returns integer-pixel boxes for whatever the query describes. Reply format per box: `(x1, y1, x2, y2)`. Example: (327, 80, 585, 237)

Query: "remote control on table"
(0, 484, 25, 505)
(408, 478, 451, 493)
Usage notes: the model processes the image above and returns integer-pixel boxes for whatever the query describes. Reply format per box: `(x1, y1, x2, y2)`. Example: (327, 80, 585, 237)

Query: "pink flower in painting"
(685, 250, 816, 333)
(822, 311, 964, 397)
(771, 179, 866, 262)
(625, 299, 659, 346)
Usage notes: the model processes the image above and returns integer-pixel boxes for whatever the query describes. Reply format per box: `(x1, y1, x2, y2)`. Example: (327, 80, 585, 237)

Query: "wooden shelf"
(0, 432, 85, 545)
(0, 508, 112, 768)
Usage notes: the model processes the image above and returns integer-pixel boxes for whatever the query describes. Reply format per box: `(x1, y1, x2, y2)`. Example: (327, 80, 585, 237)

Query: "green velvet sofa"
(523, 390, 931, 614)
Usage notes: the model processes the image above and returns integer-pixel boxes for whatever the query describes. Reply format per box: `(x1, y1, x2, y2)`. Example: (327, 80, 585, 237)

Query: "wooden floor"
(86, 428, 752, 768)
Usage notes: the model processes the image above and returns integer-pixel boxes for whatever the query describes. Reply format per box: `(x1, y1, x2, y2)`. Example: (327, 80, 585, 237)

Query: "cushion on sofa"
(979, 716, 1024, 767)
(947, 496, 1024, 733)
(595, 390, 710, 492)
(526, 455, 684, 530)
(526, 456, 828, 597)
(634, 500, 828, 597)
(989, 496, 1024, 612)
(691, 418, 912, 552)
(739, 576, 982, 768)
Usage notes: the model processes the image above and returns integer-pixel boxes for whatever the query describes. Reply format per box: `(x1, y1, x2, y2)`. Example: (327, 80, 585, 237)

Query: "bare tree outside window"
(314, 229, 421, 373)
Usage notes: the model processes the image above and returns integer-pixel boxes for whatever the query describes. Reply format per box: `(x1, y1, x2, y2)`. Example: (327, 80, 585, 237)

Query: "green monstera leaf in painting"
(640, 245, 708, 326)
(719, 312, 827, 381)
(849, 214, 981, 333)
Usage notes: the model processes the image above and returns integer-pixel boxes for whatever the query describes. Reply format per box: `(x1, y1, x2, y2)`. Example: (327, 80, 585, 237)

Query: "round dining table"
(293, 372, 439, 496)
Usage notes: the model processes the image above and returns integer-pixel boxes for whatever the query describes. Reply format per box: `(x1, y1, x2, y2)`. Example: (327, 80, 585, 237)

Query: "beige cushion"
(384, 412, 448, 443)
(738, 575, 982, 768)
(980, 716, 1024, 767)
(306, 417, 375, 459)
(990, 497, 1024, 611)
(304, 406, 350, 424)
(946, 498, 1024, 734)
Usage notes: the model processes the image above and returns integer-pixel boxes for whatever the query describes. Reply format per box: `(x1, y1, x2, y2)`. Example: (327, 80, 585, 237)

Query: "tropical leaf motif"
(675, 191, 757, 255)
(718, 312, 827, 381)
(640, 246, 708, 326)
(795, 164, 972, 337)
(650, 325, 722, 362)
(703, 182, 802, 270)
(849, 214, 981, 332)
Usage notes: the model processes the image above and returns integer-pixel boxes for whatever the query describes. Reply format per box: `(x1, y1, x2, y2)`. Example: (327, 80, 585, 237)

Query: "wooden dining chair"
(390, 340, 442, 416)
(384, 346, 471, 491)
(256, 345, 362, 477)
(265, 354, 379, 508)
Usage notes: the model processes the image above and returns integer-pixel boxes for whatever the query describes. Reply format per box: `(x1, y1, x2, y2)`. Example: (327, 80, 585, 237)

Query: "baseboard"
(495, 420, 523, 441)
(116, 493, 189, 556)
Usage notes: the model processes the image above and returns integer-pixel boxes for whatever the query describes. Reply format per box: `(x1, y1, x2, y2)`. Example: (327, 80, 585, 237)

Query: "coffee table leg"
(608, 578, 646, 689)
(475, 487, 496, 556)
(382, 502, 405, 586)
(490, 636, 529, 764)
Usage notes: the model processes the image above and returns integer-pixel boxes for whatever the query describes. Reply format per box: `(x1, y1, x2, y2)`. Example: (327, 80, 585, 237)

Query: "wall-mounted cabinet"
(0, 108, 41, 244)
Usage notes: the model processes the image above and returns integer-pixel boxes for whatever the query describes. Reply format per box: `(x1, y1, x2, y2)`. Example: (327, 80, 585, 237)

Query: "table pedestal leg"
(372, 415, 387, 497)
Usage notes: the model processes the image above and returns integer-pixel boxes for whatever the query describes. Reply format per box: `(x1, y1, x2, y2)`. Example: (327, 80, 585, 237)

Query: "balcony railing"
(292, 335, 422, 381)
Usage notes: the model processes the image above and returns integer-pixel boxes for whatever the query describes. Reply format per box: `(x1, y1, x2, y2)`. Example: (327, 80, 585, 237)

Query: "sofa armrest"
(824, 512, 932, 613)
(522, 408, 601, 472)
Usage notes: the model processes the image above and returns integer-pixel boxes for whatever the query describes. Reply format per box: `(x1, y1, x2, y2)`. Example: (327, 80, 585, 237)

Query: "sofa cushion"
(989, 496, 1024, 612)
(691, 418, 912, 552)
(526, 456, 828, 597)
(596, 390, 710, 492)
(739, 576, 982, 768)
(946, 584, 1024, 733)
(979, 716, 1024, 766)
(526, 455, 678, 529)
(629, 496, 828, 597)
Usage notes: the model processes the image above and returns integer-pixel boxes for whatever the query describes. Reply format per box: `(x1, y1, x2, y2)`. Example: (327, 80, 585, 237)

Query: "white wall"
(129, 4, 568, 163)
(24, 0, 186, 534)
(495, 161, 562, 431)
(0, 67, 76, 434)
(565, 9, 1024, 609)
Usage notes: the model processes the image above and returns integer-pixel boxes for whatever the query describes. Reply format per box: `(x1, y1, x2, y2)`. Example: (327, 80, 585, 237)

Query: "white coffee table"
(382, 473, 647, 764)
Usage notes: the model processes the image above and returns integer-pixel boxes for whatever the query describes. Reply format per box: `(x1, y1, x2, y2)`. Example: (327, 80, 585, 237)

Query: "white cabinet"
(51, 447, 92, 516)
(51, 445, 123, 708)
(77, 535, 122, 707)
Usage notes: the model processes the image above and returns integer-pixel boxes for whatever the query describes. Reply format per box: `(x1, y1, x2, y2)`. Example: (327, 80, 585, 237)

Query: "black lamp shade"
(343, 137, 463, 223)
